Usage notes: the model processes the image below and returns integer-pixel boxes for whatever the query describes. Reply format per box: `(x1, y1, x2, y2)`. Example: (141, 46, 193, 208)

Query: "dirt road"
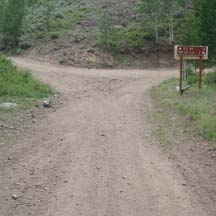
(0, 58, 211, 216)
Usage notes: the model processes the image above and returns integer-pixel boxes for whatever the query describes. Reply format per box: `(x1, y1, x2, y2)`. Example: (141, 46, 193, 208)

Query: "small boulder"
(43, 100, 51, 108)
(12, 194, 18, 200)
(0, 103, 17, 108)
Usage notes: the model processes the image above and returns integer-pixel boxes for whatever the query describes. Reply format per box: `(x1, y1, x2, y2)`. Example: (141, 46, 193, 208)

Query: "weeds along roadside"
(0, 54, 53, 110)
(150, 71, 216, 145)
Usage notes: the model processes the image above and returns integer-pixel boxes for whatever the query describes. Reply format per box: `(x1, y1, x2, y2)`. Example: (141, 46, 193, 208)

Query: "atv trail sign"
(174, 45, 208, 95)
(175, 46, 208, 60)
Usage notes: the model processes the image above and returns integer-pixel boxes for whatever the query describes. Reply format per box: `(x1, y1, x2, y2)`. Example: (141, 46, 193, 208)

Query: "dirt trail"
(0, 58, 211, 216)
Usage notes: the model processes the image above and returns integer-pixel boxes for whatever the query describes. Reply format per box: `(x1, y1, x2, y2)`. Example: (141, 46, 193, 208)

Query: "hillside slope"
(21, 0, 172, 68)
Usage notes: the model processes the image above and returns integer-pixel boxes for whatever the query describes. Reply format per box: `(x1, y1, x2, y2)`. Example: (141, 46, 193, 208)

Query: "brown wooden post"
(199, 56, 203, 89)
(180, 55, 183, 95)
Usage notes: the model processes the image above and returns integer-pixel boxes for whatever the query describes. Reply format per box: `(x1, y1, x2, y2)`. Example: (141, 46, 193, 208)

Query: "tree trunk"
(155, 26, 159, 44)
(171, 18, 174, 44)
(169, 23, 172, 45)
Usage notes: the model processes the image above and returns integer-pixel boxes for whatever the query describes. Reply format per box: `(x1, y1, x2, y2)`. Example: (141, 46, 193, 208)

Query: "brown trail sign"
(174, 45, 208, 95)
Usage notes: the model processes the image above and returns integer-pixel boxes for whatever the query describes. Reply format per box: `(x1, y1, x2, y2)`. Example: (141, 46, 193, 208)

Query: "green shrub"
(49, 32, 60, 39)
(98, 14, 117, 51)
(204, 71, 216, 86)
(187, 71, 216, 86)
(48, 7, 90, 32)
(187, 73, 199, 85)
(33, 31, 47, 40)
(98, 14, 151, 53)
(124, 25, 153, 49)
(87, 48, 96, 53)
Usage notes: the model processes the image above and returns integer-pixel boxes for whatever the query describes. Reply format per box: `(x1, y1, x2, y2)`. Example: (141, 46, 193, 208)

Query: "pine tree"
(1, 0, 25, 47)
(198, 0, 216, 63)
(0, 0, 5, 27)
(178, 12, 200, 45)
(179, 0, 216, 65)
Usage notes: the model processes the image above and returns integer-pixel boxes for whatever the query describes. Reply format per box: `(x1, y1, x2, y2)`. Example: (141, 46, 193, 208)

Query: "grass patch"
(0, 54, 53, 99)
(154, 127, 172, 148)
(151, 72, 216, 142)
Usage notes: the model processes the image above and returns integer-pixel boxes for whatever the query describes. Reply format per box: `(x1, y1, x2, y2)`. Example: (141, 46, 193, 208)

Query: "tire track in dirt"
(0, 57, 213, 216)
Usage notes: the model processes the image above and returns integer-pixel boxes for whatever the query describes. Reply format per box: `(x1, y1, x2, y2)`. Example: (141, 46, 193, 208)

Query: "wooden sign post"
(174, 45, 208, 95)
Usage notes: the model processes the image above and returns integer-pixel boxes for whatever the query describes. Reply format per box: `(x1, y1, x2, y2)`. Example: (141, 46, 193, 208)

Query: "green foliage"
(198, 0, 216, 65)
(0, 0, 91, 49)
(151, 74, 216, 142)
(49, 32, 60, 40)
(187, 75, 199, 85)
(140, 0, 163, 44)
(98, 0, 189, 51)
(98, 14, 151, 53)
(204, 71, 216, 86)
(185, 64, 199, 85)
(179, 0, 216, 65)
(123, 25, 153, 49)
(0, 0, 215, 67)
(48, 8, 90, 32)
(0, 54, 53, 98)
(140, 0, 186, 45)
(0, 0, 4, 22)
(98, 14, 115, 51)
(42, 0, 55, 32)
(0, 0, 25, 47)
(178, 12, 200, 45)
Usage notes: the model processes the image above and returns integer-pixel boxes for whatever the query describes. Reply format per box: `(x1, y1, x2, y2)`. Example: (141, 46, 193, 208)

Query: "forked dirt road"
(0, 58, 213, 216)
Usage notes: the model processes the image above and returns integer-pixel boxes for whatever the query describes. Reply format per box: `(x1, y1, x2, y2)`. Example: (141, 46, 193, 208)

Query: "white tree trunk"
(155, 26, 159, 44)
(171, 18, 174, 44)
(169, 23, 172, 45)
